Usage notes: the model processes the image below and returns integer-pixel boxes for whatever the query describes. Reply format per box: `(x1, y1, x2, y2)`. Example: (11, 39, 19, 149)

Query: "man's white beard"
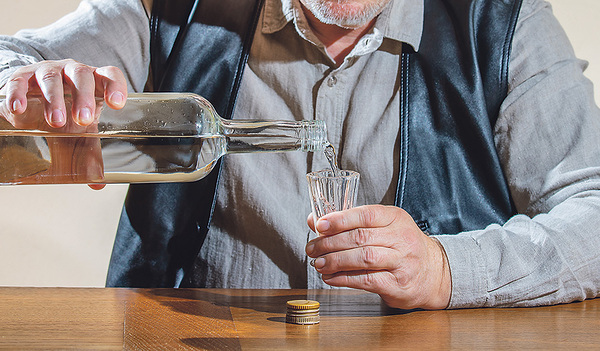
(301, 0, 392, 28)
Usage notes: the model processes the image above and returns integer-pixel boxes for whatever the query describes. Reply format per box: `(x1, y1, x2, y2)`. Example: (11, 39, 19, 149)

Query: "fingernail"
(306, 242, 315, 255)
(313, 257, 325, 269)
(11, 99, 22, 113)
(316, 219, 330, 232)
(51, 109, 65, 125)
(109, 92, 125, 106)
(78, 108, 93, 125)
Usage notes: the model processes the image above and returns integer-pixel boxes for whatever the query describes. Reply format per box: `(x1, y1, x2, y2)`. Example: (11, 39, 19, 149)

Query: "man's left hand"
(306, 204, 452, 310)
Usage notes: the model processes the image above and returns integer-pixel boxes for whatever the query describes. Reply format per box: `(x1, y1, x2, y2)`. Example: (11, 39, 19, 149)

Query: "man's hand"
(306, 205, 452, 310)
(0, 59, 127, 189)
(4, 59, 127, 127)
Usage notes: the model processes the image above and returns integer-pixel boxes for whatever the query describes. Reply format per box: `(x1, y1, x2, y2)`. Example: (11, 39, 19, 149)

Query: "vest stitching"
(397, 49, 410, 207)
(500, 0, 524, 99)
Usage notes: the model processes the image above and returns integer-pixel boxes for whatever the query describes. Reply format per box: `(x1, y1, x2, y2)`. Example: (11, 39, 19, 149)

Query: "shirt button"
(327, 76, 337, 87)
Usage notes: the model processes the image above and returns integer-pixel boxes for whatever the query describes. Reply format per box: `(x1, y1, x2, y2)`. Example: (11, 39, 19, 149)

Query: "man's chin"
(318, 16, 371, 29)
(304, 0, 391, 29)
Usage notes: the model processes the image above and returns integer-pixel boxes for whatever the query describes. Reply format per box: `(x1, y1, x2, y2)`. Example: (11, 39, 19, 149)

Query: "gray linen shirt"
(1, 0, 599, 309)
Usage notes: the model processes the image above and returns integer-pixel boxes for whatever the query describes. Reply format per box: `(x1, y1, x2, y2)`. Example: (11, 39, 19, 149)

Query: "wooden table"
(0, 288, 598, 350)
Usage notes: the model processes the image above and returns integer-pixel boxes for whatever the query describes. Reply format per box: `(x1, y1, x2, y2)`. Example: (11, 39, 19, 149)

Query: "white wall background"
(0, 0, 127, 287)
(0, 0, 598, 287)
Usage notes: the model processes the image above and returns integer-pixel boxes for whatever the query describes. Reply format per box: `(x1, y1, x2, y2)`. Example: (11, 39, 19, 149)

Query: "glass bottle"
(0, 93, 327, 185)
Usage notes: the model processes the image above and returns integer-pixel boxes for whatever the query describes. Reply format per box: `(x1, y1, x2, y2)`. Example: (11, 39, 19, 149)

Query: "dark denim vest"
(106, 0, 522, 287)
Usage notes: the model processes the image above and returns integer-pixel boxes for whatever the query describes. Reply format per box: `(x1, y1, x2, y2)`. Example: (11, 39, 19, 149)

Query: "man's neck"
(301, 5, 376, 66)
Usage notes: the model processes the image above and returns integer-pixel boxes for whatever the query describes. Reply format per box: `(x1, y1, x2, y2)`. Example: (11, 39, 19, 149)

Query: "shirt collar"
(261, 0, 423, 52)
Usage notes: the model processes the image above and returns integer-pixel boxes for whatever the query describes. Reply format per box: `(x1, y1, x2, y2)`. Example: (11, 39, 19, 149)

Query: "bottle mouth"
(299, 120, 327, 152)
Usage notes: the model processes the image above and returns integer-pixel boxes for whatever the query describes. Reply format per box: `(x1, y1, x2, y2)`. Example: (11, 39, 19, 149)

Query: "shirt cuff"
(0, 50, 39, 88)
(0, 65, 18, 91)
(433, 233, 489, 309)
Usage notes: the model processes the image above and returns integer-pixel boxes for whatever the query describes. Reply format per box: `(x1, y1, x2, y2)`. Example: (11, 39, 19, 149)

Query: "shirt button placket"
(314, 70, 342, 171)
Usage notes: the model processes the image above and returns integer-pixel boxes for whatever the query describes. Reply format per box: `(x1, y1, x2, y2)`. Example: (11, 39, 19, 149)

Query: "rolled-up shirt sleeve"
(435, 0, 600, 308)
(0, 0, 150, 92)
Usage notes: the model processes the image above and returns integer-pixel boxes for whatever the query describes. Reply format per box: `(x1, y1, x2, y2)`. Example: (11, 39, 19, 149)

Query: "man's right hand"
(3, 59, 128, 128)
(1, 59, 128, 189)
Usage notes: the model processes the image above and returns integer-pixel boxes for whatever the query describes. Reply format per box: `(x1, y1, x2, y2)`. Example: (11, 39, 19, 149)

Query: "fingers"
(4, 60, 128, 128)
(5, 67, 33, 115)
(64, 61, 97, 126)
(315, 205, 398, 236)
(306, 212, 316, 231)
(311, 246, 402, 274)
(320, 270, 394, 293)
(306, 226, 389, 258)
(307, 205, 412, 258)
(320, 270, 429, 310)
(35, 62, 70, 127)
(95, 66, 127, 110)
(312, 238, 451, 310)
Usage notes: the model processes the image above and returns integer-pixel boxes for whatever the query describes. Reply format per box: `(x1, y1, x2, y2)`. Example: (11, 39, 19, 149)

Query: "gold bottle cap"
(286, 300, 320, 310)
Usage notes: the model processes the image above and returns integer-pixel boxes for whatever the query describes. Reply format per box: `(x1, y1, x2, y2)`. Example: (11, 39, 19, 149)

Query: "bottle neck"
(221, 119, 327, 153)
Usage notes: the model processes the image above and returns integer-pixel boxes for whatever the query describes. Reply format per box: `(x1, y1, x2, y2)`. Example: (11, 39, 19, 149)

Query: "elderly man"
(1, 0, 599, 309)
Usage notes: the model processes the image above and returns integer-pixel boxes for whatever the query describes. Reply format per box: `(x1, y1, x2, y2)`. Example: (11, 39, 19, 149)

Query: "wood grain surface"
(0, 288, 598, 350)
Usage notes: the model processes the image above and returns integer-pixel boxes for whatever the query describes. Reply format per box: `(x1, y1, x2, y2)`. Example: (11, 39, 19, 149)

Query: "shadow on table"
(138, 288, 417, 317)
(124, 289, 447, 350)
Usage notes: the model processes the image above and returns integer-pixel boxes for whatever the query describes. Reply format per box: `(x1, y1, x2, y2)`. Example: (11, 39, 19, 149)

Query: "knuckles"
(37, 69, 63, 84)
(352, 227, 372, 247)
(361, 246, 380, 266)
(95, 65, 122, 77)
(360, 270, 381, 289)
(103, 65, 120, 72)
(7, 75, 28, 86)
(357, 205, 379, 226)
(66, 64, 95, 77)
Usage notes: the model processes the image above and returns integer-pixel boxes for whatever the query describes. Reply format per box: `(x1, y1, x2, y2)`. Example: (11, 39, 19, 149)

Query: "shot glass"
(306, 169, 360, 227)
